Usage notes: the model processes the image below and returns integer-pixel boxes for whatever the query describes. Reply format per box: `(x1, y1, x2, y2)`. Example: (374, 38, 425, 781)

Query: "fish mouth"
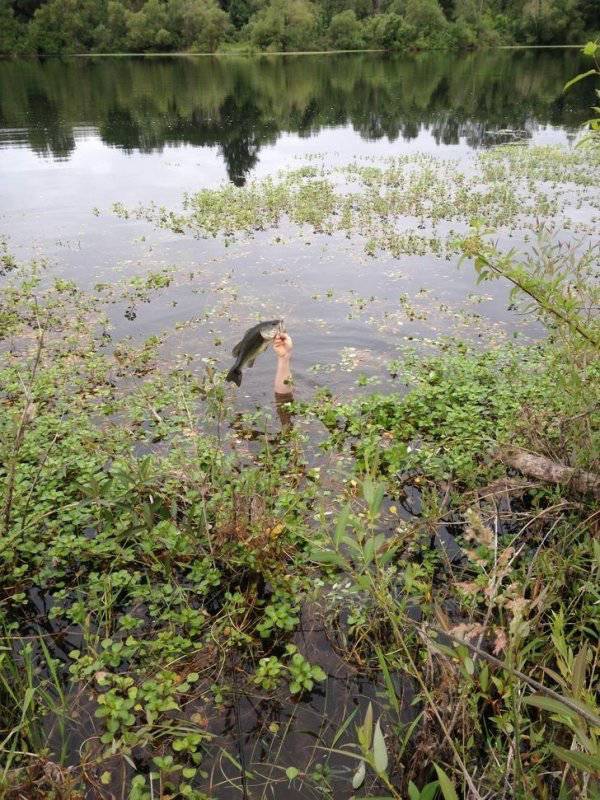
(261, 319, 285, 339)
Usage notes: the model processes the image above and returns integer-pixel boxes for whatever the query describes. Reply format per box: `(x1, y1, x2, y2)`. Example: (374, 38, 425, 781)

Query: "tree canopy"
(1, 0, 598, 54)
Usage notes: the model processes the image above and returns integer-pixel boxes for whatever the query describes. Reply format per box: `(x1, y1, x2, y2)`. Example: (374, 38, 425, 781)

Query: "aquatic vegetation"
(1, 246, 598, 799)
(119, 145, 600, 263)
(3, 123, 600, 799)
(253, 645, 326, 694)
(0, 273, 329, 798)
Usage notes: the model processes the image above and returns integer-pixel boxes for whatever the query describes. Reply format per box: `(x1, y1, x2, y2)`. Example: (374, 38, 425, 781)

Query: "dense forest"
(0, 0, 598, 55)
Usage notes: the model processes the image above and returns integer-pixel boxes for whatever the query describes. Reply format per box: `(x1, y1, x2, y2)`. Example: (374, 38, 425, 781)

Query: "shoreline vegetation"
(1, 0, 599, 57)
(1, 43, 600, 800)
(29, 43, 591, 57)
(0, 44, 589, 59)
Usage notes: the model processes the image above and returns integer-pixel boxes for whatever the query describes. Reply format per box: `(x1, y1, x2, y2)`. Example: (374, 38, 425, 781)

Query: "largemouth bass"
(226, 319, 284, 387)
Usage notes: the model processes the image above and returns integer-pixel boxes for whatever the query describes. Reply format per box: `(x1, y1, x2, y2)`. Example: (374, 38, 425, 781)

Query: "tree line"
(0, 0, 598, 55)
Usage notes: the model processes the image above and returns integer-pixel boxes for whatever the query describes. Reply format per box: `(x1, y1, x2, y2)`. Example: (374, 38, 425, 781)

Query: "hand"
(273, 332, 293, 359)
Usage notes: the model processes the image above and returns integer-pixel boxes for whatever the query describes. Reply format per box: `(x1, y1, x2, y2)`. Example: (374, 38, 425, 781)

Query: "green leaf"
(100, 771, 111, 785)
(479, 663, 489, 692)
(352, 759, 366, 789)
(421, 782, 441, 800)
(372, 719, 388, 775)
(434, 764, 459, 800)
(360, 702, 373, 751)
(363, 479, 385, 515)
(334, 506, 351, 547)
(376, 646, 400, 714)
(549, 745, 600, 774)
(564, 69, 596, 92)
(408, 781, 420, 800)
(363, 537, 375, 564)
(379, 545, 398, 565)
(572, 646, 587, 697)
(524, 694, 579, 720)
(310, 549, 348, 568)
(285, 766, 300, 780)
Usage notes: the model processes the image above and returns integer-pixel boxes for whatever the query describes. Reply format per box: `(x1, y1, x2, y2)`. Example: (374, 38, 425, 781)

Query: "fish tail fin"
(226, 366, 242, 387)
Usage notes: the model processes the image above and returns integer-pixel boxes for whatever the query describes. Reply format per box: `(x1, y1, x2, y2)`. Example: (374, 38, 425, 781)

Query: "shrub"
(126, 0, 173, 51)
(327, 9, 365, 50)
(0, 0, 26, 54)
(404, 0, 450, 48)
(168, 0, 231, 51)
(364, 11, 415, 50)
(248, 0, 319, 51)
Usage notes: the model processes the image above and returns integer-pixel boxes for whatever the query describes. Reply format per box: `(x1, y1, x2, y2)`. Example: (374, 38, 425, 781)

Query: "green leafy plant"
(564, 41, 600, 147)
(253, 656, 284, 691)
(256, 591, 301, 638)
(284, 645, 326, 695)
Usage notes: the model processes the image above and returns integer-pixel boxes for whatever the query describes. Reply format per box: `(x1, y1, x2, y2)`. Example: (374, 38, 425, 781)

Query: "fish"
(226, 319, 284, 387)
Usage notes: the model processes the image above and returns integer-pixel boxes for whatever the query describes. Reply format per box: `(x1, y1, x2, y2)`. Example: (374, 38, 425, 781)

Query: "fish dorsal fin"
(232, 341, 242, 357)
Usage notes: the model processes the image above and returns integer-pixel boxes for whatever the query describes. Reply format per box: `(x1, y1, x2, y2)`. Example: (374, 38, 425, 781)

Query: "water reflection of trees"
(0, 50, 592, 182)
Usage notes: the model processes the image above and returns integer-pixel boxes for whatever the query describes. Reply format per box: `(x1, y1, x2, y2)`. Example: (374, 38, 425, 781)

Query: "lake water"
(1, 50, 598, 799)
(0, 50, 595, 405)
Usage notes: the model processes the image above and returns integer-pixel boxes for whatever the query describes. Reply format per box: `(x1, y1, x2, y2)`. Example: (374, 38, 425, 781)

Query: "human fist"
(273, 332, 293, 359)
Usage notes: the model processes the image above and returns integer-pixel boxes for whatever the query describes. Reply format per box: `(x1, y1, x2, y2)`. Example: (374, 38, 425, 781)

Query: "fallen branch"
(502, 449, 600, 498)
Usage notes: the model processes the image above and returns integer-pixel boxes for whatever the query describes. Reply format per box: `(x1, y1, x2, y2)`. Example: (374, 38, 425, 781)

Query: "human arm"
(273, 333, 294, 431)
(273, 333, 293, 395)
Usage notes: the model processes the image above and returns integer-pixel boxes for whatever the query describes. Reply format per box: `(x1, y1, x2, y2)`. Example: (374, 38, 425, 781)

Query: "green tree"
(126, 0, 173, 51)
(249, 0, 319, 51)
(321, 0, 372, 21)
(10, 0, 46, 22)
(26, 0, 110, 53)
(92, 1, 129, 51)
(364, 11, 415, 49)
(404, 0, 449, 47)
(0, 0, 25, 53)
(452, 0, 500, 46)
(228, 0, 255, 27)
(516, 0, 585, 45)
(168, 0, 231, 50)
(328, 9, 366, 48)
(1, 0, 594, 54)
(381, 0, 406, 12)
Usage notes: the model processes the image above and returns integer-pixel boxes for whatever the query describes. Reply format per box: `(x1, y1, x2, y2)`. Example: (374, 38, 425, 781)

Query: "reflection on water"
(0, 50, 591, 184)
(0, 49, 593, 406)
